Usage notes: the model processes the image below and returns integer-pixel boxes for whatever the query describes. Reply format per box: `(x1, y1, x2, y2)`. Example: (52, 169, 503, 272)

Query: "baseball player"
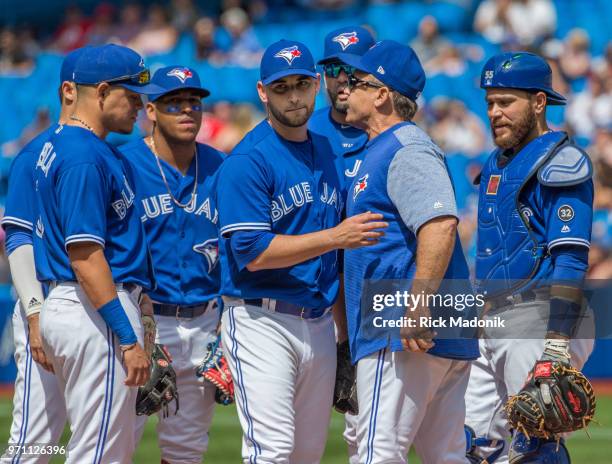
(121, 65, 225, 463)
(464, 52, 595, 463)
(215, 39, 387, 463)
(33, 44, 162, 463)
(340, 40, 480, 463)
(308, 25, 375, 464)
(0, 48, 86, 464)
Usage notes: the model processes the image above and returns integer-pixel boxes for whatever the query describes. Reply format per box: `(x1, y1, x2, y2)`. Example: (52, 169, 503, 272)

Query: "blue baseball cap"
(338, 40, 425, 100)
(480, 52, 566, 105)
(70, 44, 163, 95)
(60, 46, 91, 83)
(148, 65, 210, 102)
(260, 39, 317, 85)
(318, 25, 375, 65)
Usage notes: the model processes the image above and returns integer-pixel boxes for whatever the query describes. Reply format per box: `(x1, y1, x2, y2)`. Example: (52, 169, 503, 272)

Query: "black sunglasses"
(347, 74, 385, 91)
(323, 63, 356, 78)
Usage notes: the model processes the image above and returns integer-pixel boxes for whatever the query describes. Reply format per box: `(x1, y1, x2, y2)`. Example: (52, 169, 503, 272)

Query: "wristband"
(98, 298, 137, 346)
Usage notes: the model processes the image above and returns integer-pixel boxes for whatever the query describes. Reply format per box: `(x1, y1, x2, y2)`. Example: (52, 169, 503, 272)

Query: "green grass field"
(1, 395, 611, 463)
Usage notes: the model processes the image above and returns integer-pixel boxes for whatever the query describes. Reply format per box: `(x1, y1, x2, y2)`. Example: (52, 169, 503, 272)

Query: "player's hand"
(399, 306, 436, 353)
(331, 212, 388, 249)
(123, 343, 151, 387)
(27, 313, 54, 373)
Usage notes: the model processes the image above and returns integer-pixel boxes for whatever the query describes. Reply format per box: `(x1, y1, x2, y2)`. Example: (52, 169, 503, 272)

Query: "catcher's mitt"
(196, 334, 234, 405)
(333, 340, 358, 415)
(505, 360, 596, 439)
(136, 344, 179, 417)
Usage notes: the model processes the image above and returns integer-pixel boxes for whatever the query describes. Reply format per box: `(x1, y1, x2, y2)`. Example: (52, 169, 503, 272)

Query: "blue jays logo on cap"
(167, 68, 193, 83)
(275, 46, 302, 65)
(333, 32, 359, 51)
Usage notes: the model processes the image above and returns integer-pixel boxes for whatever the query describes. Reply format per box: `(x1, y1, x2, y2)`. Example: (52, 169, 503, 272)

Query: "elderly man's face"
(344, 70, 382, 129)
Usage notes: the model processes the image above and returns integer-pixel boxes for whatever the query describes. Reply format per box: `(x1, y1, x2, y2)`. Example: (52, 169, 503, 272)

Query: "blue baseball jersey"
(34, 125, 153, 288)
(2, 125, 57, 279)
(216, 120, 343, 310)
(120, 139, 224, 305)
(345, 122, 479, 363)
(308, 107, 368, 193)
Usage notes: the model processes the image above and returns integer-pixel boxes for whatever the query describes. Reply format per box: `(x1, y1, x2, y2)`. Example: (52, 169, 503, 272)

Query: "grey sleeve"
(387, 144, 458, 234)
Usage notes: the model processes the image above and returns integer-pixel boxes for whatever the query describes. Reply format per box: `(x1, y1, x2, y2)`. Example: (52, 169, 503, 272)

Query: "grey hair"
(370, 76, 418, 121)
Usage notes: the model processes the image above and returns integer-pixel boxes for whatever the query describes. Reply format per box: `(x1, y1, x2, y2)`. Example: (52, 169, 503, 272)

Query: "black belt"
(244, 298, 328, 319)
(487, 289, 549, 311)
(153, 302, 211, 319)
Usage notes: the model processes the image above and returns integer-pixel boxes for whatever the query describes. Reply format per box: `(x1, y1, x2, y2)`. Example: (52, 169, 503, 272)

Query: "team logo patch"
(274, 46, 302, 65)
(353, 174, 369, 200)
(332, 32, 359, 51)
(167, 68, 193, 83)
(193, 238, 219, 273)
(558, 204, 575, 222)
(486, 175, 501, 195)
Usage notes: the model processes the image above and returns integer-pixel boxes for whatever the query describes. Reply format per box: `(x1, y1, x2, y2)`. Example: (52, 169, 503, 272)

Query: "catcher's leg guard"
(509, 432, 570, 464)
(464, 425, 505, 463)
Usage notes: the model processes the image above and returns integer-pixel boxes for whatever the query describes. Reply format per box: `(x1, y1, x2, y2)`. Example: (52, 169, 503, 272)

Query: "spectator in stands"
(170, 0, 199, 32)
(112, 3, 143, 45)
(193, 17, 225, 64)
(559, 29, 592, 83)
(424, 43, 467, 77)
(219, 7, 262, 67)
(1, 108, 51, 158)
(129, 4, 178, 56)
(0, 28, 34, 75)
(566, 68, 612, 140)
(429, 98, 487, 157)
(474, 0, 556, 47)
(410, 16, 450, 66)
(86, 3, 116, 46)
(52, 5, 91, 52)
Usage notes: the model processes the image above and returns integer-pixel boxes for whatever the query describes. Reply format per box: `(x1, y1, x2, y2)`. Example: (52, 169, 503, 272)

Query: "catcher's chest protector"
(476, 131, 567, 296)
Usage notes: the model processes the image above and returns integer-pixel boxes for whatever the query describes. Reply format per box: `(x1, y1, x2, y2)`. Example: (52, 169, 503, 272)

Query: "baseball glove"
(136, 344, 179, 417)
(196, 334, 234, 405)
(333, 340, 358, 415)
(505, 360, 596, 439)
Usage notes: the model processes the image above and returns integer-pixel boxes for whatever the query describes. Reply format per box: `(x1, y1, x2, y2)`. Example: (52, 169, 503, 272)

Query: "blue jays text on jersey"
(308, 107, 368, 193)
(216, 120, 343, 310)
(344, 122, 480, 363)
(476, 131, 593, 296)
(120, 138, 224, 305)
(1, 124, 59, 279)
(33, 125, 153, 288)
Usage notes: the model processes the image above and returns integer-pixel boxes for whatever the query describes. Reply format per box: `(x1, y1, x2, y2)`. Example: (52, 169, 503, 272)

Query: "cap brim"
(262, 69, 317, 85)
(119, 82, 166, 95)
(149, 86, 211, 102)
(545, 89, 567, 106)
(335, 53, 372, 74)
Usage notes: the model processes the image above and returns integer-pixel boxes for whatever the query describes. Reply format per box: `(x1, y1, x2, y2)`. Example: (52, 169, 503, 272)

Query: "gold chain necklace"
(147, 136, 199, 210)
(70, 115, 94, 132)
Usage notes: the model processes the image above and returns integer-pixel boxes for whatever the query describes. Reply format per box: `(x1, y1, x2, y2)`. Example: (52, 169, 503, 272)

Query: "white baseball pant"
(1, 302, 66, 464)
(221, 303, 336, 464)
(39, 282, 143, 464)
(356, 349, 471, 464)
(135, 306, 219, 463)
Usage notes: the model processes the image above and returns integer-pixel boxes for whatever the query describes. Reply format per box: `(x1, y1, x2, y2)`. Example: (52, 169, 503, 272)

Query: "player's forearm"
(68, 243, 118, 308)
(8, 244, 45, 316)
(246, 230, 336, 271)
(412, 216, 457, 295)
